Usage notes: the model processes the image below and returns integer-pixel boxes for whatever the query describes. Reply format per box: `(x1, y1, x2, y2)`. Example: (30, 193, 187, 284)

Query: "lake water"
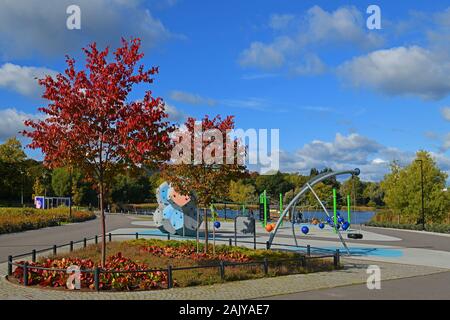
(213, 209, 375, 224)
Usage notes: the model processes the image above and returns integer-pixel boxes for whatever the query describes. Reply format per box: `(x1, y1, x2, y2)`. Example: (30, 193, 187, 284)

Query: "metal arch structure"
(267, 168, 360, 251)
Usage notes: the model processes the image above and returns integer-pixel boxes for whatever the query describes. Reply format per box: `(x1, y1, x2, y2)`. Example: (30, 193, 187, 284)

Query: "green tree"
(284, 173, 308, 189)
(381, 151, 449, 224)
(111, 173, 150, 204)
(362, 182, 384, 207)
(283, 187, 301, 206)
(340, 176, 364, 206)
(0, 137, 26, 163)
(51, 167, 71, 197)
(306, 182, 333, 208)
(229, 180, 257, 204)
(255, 171, 294, 198)
(0, 138, 28, 203)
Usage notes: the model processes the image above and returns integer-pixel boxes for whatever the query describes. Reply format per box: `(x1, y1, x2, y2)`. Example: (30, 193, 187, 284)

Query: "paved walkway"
(0, 214, 138, 263)
(264, 270, 450, 300)
(2, 214, 450, 299)
(0, 258, 446, 300)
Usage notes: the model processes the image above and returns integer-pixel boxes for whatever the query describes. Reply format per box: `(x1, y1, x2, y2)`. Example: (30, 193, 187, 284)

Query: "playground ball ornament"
(301, 226, 309, 235)
(342, 222, 350, 231)
(265, 224, 274, 232)
(214, 221, 221, 229)
(318, 223, 325, 229)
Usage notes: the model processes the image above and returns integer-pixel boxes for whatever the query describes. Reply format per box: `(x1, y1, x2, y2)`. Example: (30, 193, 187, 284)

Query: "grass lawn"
(11, 239, 338, 291)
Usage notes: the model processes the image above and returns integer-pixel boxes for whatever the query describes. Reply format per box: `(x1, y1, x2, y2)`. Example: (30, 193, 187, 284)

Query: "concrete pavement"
(0, 214, 137, 262)
(0, 258, 446, 300)
(265, 270, 450, 300)
(1, 214, 450, 299)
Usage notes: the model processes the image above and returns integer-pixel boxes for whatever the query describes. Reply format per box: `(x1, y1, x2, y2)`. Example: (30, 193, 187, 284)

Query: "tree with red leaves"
(23, 38, 174, 265)
(162, 115, 247, 252)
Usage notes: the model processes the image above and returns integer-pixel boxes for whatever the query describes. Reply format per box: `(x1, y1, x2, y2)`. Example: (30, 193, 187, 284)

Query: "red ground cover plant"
(12, 252, 171, 291)
(141, 243, 250, 263)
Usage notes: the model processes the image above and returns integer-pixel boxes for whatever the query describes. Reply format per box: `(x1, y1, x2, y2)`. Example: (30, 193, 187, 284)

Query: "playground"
(108, 168, 450, 270)
(3, 167, 450, 298)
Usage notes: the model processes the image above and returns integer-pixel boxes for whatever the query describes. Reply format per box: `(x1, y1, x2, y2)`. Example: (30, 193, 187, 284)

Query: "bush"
(12, 239, 336, 291)
(0, 207, 95, 234)
(13, 252, 169, 291)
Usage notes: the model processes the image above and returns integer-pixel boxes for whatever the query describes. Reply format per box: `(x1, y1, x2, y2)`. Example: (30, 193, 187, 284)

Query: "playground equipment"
(267, 168, 361, 253)
(154, 182, 201, 236)
(301, 226, 309, 235)
(259, 190, 269, 226)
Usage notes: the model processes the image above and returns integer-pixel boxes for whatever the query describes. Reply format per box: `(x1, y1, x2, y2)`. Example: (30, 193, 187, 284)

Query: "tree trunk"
(69, 167, 72, 219)
(204, 207, 208, 253)
(99, 182, 106, 266)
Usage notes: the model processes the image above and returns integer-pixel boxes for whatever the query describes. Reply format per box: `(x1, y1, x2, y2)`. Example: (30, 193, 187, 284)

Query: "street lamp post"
(416, 159, 425, 230)
(20, 169, 24, 206)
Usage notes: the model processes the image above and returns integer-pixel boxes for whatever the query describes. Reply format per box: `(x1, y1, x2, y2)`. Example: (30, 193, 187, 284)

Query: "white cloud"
(239, 5, 383, 74)
(0, 108, 43, 140)
(441, 107, 450, 121)
(0, 0, 176, 59)
(0, 63, 58, 97)
(164, 103, 187, 122)
(221, 97, 268, 110)
(274, 133, 434, 181)
(441, 133, 450, 152)
(241, 73, 280, 80)
(291, 54, 326, 76)
(169, 90, 217, 106)
(303, 6, 383, 49)
(239, 37, 294, 70)
(338, 46, 450, 100)
(269, 14, 295, 30)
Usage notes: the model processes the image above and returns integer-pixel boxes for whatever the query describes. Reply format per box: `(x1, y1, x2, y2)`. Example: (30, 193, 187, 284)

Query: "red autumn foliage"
(13, 252, 171, 291)
(141, 244, 250, 263)
(22, 38, 174, 265)
(162, 115, 248, 252)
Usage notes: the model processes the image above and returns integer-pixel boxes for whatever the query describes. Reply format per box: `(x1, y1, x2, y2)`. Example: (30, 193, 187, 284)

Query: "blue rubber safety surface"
(283, 245, 404, 257)
(131, 228, 404, 258)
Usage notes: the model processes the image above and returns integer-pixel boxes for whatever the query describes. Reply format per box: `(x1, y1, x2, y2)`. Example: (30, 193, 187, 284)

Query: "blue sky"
(0, 0, 450, 181)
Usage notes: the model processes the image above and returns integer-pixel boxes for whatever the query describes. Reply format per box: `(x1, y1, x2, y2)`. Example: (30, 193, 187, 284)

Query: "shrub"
(0, 207, 95, 234)
(13, 252, 170, 291)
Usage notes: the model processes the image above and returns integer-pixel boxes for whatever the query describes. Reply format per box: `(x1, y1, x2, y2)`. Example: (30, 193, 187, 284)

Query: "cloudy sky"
(0, 0, 450, 182)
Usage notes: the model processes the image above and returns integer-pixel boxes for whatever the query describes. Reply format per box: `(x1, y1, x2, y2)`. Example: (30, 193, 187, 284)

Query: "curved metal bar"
(267, 168, 360, 249)
(307, 183, 350, 254)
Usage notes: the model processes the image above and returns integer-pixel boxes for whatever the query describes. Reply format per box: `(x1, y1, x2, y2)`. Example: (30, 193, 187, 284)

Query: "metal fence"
(7, 231, 341, 291)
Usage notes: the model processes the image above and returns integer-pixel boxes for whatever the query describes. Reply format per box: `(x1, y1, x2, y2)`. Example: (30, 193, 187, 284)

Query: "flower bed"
(0, 207, 96, 234)
(13, 252, 169, 290)
(10, 239, 338, 291)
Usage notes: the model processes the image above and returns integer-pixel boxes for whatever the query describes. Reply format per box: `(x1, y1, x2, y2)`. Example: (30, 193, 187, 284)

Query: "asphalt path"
(263, 271, 450, 300)
(0, 214, 137, 262)
(271, 224, 450, 252)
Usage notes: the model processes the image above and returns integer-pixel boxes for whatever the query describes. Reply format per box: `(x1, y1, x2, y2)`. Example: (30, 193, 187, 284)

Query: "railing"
(7, 232, 341, 291)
